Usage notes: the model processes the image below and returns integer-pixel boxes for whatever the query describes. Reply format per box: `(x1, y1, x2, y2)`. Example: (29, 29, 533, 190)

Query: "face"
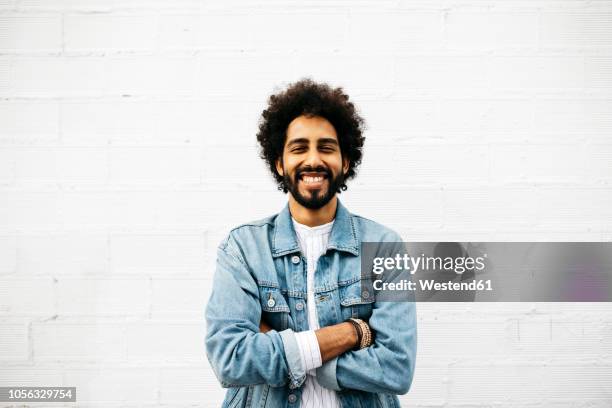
(276, 115, 348, 210)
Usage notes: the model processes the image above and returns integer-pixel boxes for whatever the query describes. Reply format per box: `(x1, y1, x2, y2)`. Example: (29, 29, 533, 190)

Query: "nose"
(303, 147, 324, 168)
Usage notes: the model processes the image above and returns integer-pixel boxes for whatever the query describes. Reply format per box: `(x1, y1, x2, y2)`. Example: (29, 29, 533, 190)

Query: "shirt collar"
(292, 218, 334, 236)
(272, 199, 359, 257)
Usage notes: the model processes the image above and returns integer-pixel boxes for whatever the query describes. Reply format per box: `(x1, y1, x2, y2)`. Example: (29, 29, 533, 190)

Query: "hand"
(259, 318, 272, 333)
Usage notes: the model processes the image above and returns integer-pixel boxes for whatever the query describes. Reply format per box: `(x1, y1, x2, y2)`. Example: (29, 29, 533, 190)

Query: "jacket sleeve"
(317, 299, 417, 394)
(316, 234, 418, 395)
(205, 234, 307, 389)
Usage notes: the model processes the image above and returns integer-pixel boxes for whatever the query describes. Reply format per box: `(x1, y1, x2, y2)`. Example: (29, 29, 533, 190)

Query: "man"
(205, 79, 417, 407)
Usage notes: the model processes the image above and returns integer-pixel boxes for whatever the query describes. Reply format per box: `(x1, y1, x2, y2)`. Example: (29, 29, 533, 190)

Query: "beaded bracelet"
(346, 318, 373, 350)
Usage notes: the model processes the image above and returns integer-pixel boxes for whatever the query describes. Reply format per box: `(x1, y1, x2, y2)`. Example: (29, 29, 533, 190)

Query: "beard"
(283, 165, 344, 210)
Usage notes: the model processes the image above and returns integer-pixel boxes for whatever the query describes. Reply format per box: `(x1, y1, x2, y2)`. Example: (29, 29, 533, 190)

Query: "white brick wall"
(1, 1, 611, 407)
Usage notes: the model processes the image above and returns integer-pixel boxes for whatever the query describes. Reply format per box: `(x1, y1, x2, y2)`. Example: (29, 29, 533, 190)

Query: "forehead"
(285, 115, 338, 142)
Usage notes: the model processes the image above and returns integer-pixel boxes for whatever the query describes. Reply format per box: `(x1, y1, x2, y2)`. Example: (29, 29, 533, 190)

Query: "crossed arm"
(259, 319, 358, 364)
(205, 236, 416, 394)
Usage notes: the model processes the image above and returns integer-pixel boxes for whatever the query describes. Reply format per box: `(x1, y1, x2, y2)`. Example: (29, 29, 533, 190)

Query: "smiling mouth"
(298, 172, 328, 187)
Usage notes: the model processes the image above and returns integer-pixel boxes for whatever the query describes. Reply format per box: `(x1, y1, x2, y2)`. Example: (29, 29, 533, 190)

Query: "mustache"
(295, 166, 332, 179)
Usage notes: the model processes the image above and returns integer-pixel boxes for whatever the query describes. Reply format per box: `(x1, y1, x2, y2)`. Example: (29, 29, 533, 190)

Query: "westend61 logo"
(361, 242, 612, 302)
(370, 252, 492, 293)
(372, 253, 487, 275)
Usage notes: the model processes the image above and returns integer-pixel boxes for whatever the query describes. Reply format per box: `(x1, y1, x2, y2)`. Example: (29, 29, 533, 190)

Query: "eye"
(319, 146, 335, 152)
(291, 147, 307, 153)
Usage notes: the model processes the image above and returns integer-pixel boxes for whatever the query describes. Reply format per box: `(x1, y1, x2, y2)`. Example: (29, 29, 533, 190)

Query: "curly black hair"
(256, 78, 366, 193)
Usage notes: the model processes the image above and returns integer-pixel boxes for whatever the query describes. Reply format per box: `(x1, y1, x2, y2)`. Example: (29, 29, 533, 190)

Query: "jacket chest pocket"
(338, 278, 375, 321)
(258, 285, 291, 331)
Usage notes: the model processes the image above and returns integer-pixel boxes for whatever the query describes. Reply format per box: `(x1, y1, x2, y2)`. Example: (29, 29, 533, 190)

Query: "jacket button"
(295, 302, 304, 311)
(291, 255, 301, 264)
(288, 394, 297, 403)
(267, 297, 276, 308)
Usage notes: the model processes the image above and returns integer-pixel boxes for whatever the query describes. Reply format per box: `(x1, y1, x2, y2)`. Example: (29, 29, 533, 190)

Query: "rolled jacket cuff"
(279, 329, 307, 389)
(316, 356, 342, 391)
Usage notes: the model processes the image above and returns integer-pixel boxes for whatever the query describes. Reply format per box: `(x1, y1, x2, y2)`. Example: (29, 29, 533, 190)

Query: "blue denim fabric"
(205, 200, 417, 407)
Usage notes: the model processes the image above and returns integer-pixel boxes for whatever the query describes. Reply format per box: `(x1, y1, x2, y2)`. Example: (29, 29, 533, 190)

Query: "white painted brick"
(516, 317, 612, 360)
(17, 233, 108, 275)
(450, 363, 612, 402)
(0, 191, 63, 230)
(0, 149, 15, 184)
(157, 15, 200, 50)
(358, 98, 438, 140)
(292, 53, 395, 96)
(56, 278, 149, 316)
(0, 14, 62, 51)
(0, 235, 17, 274)
(586, 56, 612, 89)
(535, 189, 612, 231)
(110, 233, 205, 275)
(488, 56, 585, 90)
(447, 12, 538, 50)
(45, 190, 249, 229)
(396, 56, 488, 91)
(248, 190, 289, 222)
(126, 322, 204, 361)
(0, 320, 28, 361)
(13, 147, 108, 184)
(533, 98, 612, 138)
(0, 368, 63, 386)
(398, 364, 447, 406)
(199, 100, 261, 145)
(541, 12, 612, 48)
(418, 318, 520, 363)
(393, 144, 489, 186)
(160, 367, 220, 404)
(0, 101, 60, 143)
(348, 12, 443, 52)
(56, 191, 113, 228)
(439, 98, 533, 137)
(64, 14, 158, 51)
(447, 363, 546, 402)
(244, 13, 349, 51)
(161, 12, 348, 51)
(60, 101, 119, 145)
(441, 188, 540, 231)
(353, 145, 400, 187)
(109, 146, 201, 184)
(64, 368, 158, 403)
(0, 57, 10, 93)
(62, 99, 235, 145)
(32, 321, 126, 361)
(151, 279, 210, 317)
(490, 144, 587, 184)
(0, 277, 55, 315)
(588, 144, 612, 184)
(342, 187, 444, 231)
(107, 57, 197, 96)
(10, 57, 107, 97)
(0, 0, 15, 9)
(203, 145, 269, 186)
(198, 53, 295, 99)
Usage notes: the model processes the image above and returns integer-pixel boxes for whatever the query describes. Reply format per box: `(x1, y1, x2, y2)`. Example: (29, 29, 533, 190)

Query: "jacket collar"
(272, 199, 359, 257)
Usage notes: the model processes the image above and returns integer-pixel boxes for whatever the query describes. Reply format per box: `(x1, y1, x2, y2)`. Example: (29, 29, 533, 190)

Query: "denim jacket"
(205, 200, 417, 407)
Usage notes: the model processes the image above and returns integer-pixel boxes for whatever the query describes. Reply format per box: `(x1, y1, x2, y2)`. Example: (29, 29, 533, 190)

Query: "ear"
(275, 158, 284, 177)
(342, 157, 349, 175)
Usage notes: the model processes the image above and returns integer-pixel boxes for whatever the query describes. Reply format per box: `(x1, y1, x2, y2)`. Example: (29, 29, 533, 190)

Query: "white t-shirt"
(292, 217, 342, 408)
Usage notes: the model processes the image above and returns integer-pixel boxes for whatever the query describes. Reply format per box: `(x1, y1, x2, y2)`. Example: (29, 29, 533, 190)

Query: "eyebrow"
(286, 137, 339, 148)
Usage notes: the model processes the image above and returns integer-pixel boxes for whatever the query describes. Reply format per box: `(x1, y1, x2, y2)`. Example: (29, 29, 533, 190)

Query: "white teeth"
(303, 176, 323, 184)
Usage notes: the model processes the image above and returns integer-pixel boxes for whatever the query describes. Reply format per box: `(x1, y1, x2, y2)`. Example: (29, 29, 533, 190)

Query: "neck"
(288, 195, 338, 227)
